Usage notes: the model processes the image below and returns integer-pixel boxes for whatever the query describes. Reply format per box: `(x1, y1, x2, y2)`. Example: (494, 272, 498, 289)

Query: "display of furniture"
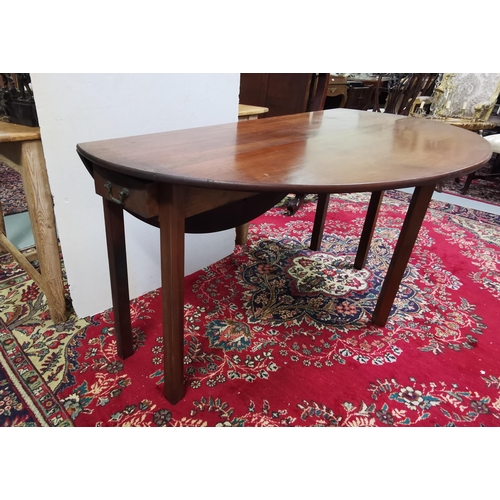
(384, 73, 438, 116)
(410, 73, 500, 126)
(1, 73, 39, 127)
(0, 122, 67, 323)
(77, 108, 491, 404)
(409, 73, 500, 191)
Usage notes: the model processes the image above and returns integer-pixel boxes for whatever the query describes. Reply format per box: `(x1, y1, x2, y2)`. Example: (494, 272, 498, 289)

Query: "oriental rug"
(0, 162, 28, 216)
(440, 158, 500, 206)
(1, 190, 500, 427)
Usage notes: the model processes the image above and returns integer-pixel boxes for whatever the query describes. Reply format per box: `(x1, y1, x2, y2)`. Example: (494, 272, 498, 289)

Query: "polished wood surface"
(78, 108, 492, 405)
(78, 109, 491, 192)
(0, 122, 67, 324)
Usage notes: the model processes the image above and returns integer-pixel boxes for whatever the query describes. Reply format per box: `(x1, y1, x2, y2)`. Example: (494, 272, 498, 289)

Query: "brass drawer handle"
(104, 181, 130, 205)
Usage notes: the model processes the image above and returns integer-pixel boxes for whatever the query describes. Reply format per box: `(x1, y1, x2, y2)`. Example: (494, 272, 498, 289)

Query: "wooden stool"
(237, 104, 269, 121)
(0, 122, 67, 324)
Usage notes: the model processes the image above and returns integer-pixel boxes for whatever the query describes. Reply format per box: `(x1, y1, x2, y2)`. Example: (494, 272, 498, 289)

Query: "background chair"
(383, 73, 438, 115)
(344, 84, 376, 110)
(460, 132, 500, 194)
(409, 73, 500, 192)
(410, 73, 500, 126)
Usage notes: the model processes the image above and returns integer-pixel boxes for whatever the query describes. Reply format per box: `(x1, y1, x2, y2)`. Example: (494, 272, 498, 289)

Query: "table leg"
(102, 198, 134, 359)
(310, 193, 330, 251)
(20, 140, 67, 324)
(372, 184, 435, 326)
(159, 184, 186, 404)
(354, 190, 385, 269)
(235, 223, 249, 245)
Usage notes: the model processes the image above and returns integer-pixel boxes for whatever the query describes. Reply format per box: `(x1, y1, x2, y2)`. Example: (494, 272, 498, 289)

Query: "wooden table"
(77, 109, 491, 404)
(0, 122, 67, 324)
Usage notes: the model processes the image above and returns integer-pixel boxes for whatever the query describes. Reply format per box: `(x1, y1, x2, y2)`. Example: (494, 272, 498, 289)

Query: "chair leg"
(461, 172, 476, 194)
(285, 194, 306, 215)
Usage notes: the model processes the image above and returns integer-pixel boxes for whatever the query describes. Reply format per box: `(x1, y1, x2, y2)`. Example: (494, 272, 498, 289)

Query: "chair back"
(429, 73, 500, 121)
(384, 74, 438, 115)
(344, 86, 375, 110)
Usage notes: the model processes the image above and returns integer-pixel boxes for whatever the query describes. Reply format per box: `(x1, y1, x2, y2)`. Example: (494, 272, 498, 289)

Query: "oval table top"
(77, 109, 492, 193)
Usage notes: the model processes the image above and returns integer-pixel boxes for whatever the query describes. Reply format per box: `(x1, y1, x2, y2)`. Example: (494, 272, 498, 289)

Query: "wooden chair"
(344, 85, 376, 111)
(383, 74, 438, 116)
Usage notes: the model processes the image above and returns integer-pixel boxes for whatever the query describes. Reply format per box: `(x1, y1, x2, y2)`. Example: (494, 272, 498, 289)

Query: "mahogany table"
(77, 108, 491, 404)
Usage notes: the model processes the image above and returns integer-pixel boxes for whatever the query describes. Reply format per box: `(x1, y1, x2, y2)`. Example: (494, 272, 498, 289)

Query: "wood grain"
(159, 183, 186, 404)
(77, 109, 492, 193)
(0, 122, 40, 143)
(103, 198, 134, 359)
(19, 140, 67, 323)
(80, 109, 494, 405)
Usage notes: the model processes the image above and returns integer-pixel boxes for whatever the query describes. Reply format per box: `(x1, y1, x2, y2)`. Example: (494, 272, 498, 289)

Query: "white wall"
(31, 73, 240, 318)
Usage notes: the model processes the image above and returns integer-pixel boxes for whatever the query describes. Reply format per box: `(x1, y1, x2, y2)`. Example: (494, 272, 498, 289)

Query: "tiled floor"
(3, 188, 499, 254)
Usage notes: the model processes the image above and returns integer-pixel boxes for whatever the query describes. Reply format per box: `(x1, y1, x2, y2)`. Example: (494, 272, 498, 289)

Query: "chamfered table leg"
(354, 190, 385, 270)
(372, 184, 435, 326)
(102, 198, 134, 359)
(159, 184, 186, 405)
(235, 223, 249, 245)
(20, 140, 67, 324)
(310, 193, 330, 251)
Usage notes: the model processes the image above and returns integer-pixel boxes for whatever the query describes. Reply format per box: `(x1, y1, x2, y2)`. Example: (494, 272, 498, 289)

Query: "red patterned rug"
(0, 161, 28, 216)
(1, 190, 500, 427)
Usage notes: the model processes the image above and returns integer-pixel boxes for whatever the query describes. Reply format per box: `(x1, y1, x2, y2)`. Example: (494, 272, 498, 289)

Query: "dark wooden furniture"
(344, 85, 376, 110)
(77, 109, 491, 405)
(239, 73, 329, 118)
